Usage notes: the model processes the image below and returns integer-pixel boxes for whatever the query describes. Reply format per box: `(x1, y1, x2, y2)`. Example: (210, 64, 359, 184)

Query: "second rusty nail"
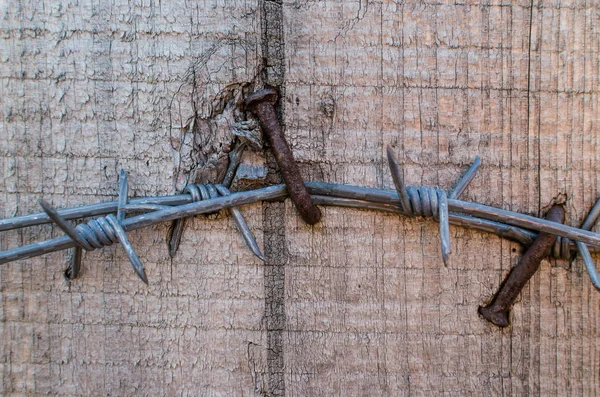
(244, 88, 321, 225)
(478, 204, 565, 328)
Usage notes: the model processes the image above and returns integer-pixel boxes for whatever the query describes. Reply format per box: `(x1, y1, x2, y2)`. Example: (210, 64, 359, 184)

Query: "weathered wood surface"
(1, 0, 599, 395)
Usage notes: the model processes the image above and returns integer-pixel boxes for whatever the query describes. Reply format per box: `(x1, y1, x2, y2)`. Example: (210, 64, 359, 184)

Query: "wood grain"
(0, 0, 599, 395)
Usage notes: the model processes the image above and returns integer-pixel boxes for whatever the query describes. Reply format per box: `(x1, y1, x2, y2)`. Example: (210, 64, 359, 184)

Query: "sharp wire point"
(576, 241, 600, 290)
(168, 218, 186, 258)
(215, 184, 265, 261)
(38, 199, 92, 251)
(117, 169, 129, 222)
(67, 246, 83, 280)
(386, 146, 412, 214)
(437, 189, 451, 265)
(576, 196, 600, 289)
(449, 156, 481, 199)
(105, 214, 148, 285)
(137, 267, 149, 285)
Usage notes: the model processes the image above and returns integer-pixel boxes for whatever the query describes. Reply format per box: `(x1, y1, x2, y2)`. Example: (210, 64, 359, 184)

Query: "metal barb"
(577, 242, 600, 290)
(39, 199, 89, 280)
(222, 141, 246, 188)
(215, 184, 265, 261)
(386, 148, 452, 265)
(66, 246, 82, 280)
(38, 199, 92, 251)
(117, 169, 128, 222)
(105, 214, 148, 285)
(169, 218, 187, 258)
(168, 141, 247, 257)
(386, 147, 412, 214)
(449, 156, 481, 199)
(576, 196, 600, 289)
(168, 182, 209, 258)
(437, 189, 451, 266)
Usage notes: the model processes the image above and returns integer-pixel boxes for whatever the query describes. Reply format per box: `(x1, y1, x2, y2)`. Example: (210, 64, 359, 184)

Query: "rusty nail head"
(245, 88, 321, 225)
(479, 204, 565, 328)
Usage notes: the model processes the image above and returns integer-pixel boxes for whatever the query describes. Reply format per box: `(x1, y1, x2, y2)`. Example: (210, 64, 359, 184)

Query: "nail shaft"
(245, 88, 321, 225)
(479, 205, 565, 327)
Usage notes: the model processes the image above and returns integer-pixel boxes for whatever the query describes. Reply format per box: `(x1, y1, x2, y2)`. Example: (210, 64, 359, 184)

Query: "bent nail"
(479, 205, 565, 327)
(245, 88, 321, 225)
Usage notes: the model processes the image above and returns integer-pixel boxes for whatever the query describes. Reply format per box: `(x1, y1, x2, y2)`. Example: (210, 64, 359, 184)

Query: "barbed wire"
(1, 148, 599, 289)
(1, 87, 599, 328)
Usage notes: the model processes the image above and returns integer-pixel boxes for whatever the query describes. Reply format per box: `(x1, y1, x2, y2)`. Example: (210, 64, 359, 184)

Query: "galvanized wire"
(1, 152, 599, 289)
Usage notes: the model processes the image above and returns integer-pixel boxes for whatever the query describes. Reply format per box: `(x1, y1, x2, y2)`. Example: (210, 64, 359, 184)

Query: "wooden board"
(0, 0, 598, 395)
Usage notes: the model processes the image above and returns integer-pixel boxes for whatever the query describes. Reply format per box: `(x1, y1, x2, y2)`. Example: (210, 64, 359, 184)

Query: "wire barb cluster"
(0, 148, 599, 292)
(179, 183, 265, 261)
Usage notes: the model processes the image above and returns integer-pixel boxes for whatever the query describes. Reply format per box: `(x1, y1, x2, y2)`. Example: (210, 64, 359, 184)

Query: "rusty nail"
(244, 88, 321, 225)
(479, 204, 565, 328)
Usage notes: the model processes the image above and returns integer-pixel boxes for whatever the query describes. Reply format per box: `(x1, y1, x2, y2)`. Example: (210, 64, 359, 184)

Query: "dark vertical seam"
(260, 1, 286, 396)
(580, 1, 588, 393)
(525, 0, 540, 394)
(525, 0, 539, 213)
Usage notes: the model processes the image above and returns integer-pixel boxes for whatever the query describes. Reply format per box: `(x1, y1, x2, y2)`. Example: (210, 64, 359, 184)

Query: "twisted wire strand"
(40, 178, 149, 284)
(387, 148, 452, 265)
(398, 185, 451, 264)
(75, 217, 119, 250)
(2, 182, 599, 289)
(3, 168, 600, 288)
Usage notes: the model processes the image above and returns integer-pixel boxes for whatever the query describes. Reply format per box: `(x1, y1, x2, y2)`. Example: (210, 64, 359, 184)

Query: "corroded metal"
(478, 205, 565, 328)
(245, 88, 321, 225)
